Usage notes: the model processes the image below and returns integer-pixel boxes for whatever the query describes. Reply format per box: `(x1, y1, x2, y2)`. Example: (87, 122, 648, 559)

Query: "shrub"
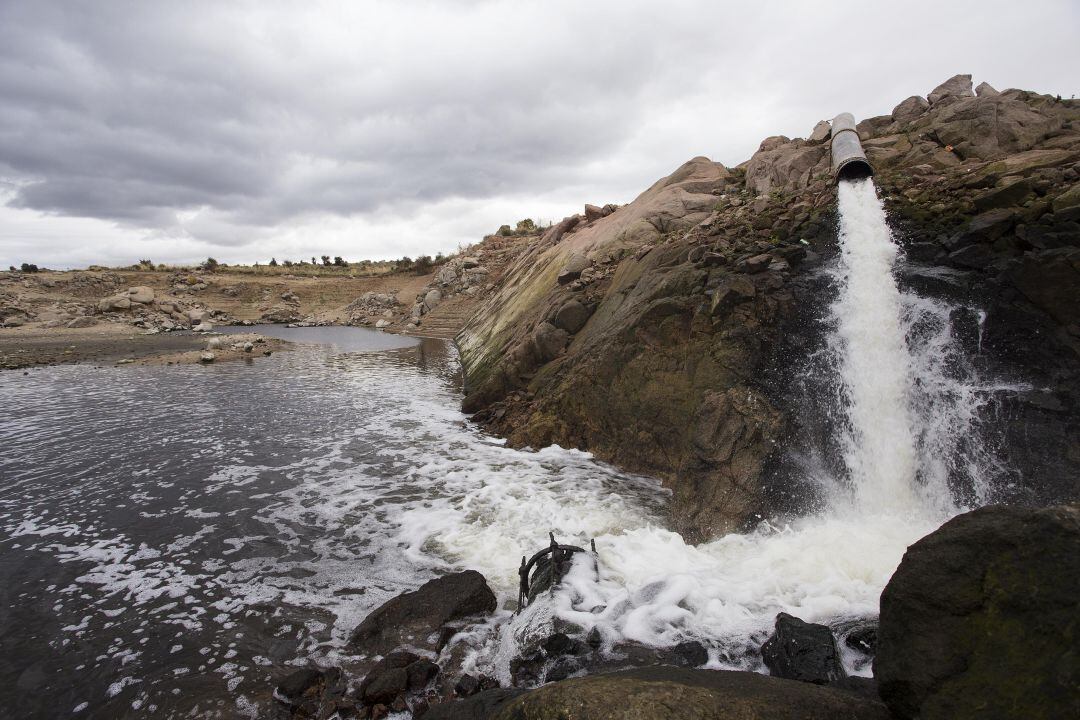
(202, 257, 219, 272)
(321, 255, 331, 266)
(498, 224, 514, 236)
(515, 218, 537, 234)
(333, 256, 346, 266)
(269, 257, 278, 266)
(20, 262, 39, 273)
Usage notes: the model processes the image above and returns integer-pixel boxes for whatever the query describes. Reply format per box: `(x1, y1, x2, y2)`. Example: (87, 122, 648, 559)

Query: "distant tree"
(311, 256, 317, 265)
(435, 252, 445, 263)
(498, 224, 514, 236)
(321, 255, 331, 266)
(9, 265, 16, 272)
(333, 256, 346, 266)
(269, 257, 278, 266)
(202, 257, 219, 272)
(138, 258, 153, 267)
(515, 218, 537, 234)
(412, 255, 433, 274)
(283, 259, 293, 267)
(20, 262, 39, 273)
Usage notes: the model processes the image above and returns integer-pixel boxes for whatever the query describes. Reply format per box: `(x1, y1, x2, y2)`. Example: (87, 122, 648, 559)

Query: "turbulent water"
(0, 182, 1022, 718)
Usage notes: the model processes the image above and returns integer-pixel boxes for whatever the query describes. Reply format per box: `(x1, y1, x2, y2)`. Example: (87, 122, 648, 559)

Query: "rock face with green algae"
(875, 503, 1080, 720)
(487, 666, 892, 720)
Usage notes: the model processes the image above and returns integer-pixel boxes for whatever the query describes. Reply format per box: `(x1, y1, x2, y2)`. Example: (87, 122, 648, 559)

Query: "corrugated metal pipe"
(830, 112, 873, 181)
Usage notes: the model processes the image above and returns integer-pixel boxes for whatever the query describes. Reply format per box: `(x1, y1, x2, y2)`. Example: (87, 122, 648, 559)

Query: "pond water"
(0, 328, 667, 718)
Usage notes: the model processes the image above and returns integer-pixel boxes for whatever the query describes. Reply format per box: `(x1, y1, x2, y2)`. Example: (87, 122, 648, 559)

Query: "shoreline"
(0, 323, 291, 370)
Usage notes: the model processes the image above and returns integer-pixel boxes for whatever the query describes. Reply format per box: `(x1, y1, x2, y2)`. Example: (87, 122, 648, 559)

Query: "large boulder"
(761, 613, 846, 685)
(557, 254, 590, 285)
(127, 286, 155, 304)
(875, 503, 1080, 720)
(892, 95, 929, 124)
(552, 300, 591, 334)
(927, 73, 974, 105)
(348, 570, 497, 655)
(490, 667, 891, 720)
(744, 139, 829, 195)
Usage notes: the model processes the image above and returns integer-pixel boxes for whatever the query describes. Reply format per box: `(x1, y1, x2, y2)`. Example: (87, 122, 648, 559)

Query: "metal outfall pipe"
(830, 112, 873, 182)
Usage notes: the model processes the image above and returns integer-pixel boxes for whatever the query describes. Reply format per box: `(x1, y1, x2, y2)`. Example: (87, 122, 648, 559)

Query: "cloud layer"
(1, 1, 1078, 267)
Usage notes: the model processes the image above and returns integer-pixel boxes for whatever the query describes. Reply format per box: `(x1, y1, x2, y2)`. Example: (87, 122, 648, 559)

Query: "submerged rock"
(348, 570, 497, 655)
(761, 613, 845, 685)
(875, 503, 1080, 720)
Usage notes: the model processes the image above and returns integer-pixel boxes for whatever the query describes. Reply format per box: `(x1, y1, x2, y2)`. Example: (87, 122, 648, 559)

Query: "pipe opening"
(836, 158, 873, 182)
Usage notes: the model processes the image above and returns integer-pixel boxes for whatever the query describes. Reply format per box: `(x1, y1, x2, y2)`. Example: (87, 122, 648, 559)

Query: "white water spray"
(832, 178, 927, 514)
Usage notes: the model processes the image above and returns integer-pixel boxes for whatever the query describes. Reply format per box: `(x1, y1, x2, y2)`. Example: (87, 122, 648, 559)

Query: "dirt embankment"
(0, 268, 434, 369)
(0, 240, 539, 369)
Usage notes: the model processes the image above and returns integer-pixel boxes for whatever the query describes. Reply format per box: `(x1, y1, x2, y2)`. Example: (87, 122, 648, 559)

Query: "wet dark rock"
(544, 656, 581, 682)
(455, 673, 481, 697)
(275, 668, 325, 707)
(875, 503, 1080, 720)
(364, 667, 408, 705)
(829, 676, 881, 702)
(273, 666, 347, 717)
(359, 651, 419, 704)
(844, 626, 877, 655)
(406, 658, 440, 691)
(348, 571, 496, 655)
(540, 632, 573, 657)
(672, 640, 709, 667)
(423, 688, 527, 720)
(491, 666, 890, 720)
(761, 612, 845, 685)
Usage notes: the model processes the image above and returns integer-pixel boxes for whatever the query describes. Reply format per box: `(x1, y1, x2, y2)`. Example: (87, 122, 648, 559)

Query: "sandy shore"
(0, 323, 290, 370)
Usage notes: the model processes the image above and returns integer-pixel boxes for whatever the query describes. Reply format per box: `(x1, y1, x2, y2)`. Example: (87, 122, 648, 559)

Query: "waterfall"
(832, 178, 923, 514)
(829, 177, 1016, 517)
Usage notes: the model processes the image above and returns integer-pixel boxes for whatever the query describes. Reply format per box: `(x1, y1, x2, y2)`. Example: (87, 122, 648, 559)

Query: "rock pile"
(345, 291, 401, 327)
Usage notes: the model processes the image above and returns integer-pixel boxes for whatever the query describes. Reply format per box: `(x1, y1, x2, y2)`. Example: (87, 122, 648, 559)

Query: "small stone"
(199, 352, 216, 363)
(454, 673, 480, 698)
(672, 640, 708, 667)
(739, 253, 772, 274)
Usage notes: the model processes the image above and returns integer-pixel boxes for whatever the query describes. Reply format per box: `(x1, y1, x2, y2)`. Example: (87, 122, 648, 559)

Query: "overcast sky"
(1, 1, 1077, 268)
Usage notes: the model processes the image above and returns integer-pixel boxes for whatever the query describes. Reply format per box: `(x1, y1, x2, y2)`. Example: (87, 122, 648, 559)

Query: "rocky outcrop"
(761, 613, 846, 685)
(458, 77, 1080, 538)
(875, 503, 1080, 720)
(486, 667, 891, 720)
(348, 570, 497, 656)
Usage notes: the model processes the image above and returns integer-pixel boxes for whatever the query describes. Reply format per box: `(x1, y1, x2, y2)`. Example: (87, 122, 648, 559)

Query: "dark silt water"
(0, 327, 664, 719)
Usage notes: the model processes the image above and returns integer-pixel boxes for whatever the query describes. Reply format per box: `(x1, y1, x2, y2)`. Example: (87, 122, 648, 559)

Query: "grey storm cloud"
(0, 0, 1078, 265)
(0, 1, 687, 230)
